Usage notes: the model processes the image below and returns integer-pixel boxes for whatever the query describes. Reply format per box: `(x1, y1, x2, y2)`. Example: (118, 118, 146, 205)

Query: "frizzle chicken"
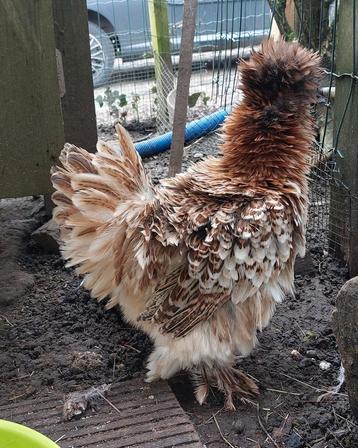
(51, 39, 321, 409)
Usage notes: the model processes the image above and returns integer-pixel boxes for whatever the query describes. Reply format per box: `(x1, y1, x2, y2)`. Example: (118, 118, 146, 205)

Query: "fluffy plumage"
(51, 39, 321, 409)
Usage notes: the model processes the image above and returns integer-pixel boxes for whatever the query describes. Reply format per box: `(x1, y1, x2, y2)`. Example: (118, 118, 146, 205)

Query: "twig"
(256, 405, 280, 448)
(198, 407, 223, 426)
(0, 314, 14, 327)
(246, 372, 260, 383)
(266, 387, 302, 396)
(246, 437, 260, 446)
(8, 388, 34, 401)
(112, 354, 116, 381)
(281, 373, 347, 397)
(293, 320, 305, 337)
(9, 371, 35, 381)
(55, 435, 66, 443)
(212, 414, 237, 448)
(96, 391, 121, 415)
(119, 343, 141, 353)
(327, 429, 345, 448)
(333, 409, 357, 428)
(281, 373, 326, 392)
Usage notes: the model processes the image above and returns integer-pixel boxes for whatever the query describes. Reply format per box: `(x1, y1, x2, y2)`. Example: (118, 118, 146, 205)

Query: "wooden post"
(148, 0, 174, 121)
(329, 0, 358, 276)
(332, 277, 358, 417)
(168, 0, 198, 177)
(53, 0, 97, 152)
(267, 0, 293, 39)
(0, 0, 64, 199)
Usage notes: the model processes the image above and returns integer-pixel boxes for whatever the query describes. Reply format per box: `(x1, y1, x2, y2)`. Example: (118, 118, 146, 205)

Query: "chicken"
(51, 39, 321, 410)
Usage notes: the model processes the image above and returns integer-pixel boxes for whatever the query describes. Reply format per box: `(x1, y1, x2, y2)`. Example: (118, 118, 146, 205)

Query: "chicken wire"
(91, 0, 272, 126)
(195, 0, 357, 259)
(90, 0, 357, 260)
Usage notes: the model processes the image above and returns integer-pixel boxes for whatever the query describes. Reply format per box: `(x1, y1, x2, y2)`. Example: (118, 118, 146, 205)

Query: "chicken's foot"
(191, 362, 259, 410)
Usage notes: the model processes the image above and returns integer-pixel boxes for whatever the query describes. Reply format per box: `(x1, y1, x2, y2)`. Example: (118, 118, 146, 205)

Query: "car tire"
(88, 21, 115, 87)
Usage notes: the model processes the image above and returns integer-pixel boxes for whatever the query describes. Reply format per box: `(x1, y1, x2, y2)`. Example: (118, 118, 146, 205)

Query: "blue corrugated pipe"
(134, 108, 230, 158)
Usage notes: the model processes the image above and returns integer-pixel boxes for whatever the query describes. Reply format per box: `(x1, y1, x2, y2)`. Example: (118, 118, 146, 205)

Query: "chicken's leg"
(191, 362, 259, 410)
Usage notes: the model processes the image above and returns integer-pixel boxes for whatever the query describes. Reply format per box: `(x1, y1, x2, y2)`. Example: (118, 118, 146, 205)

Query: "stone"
(291, 349, 302, 360)
(32, 219, 60, 253)
(332, 277, 358, 417)
(306, 349, 318, 358)
(285, 433, 304, 448)
(319, 360, 331, 371)
(232, 417, 245, 434)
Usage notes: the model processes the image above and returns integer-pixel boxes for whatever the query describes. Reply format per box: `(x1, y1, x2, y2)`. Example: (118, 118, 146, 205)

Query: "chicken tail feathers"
(51, 124, 154, 302)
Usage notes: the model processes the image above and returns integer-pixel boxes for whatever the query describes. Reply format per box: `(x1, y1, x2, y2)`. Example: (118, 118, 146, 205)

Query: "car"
(87, 0, 271, 87)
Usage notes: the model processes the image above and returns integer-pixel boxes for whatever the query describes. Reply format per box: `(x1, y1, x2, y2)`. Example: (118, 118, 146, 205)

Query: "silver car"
(87, 0, 271, 86)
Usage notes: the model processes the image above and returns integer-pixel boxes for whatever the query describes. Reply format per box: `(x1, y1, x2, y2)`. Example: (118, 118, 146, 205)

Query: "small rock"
(285, 433, 304, 448)
(319, 360, 331, 371)
(148, 395, 154, 400)
(291, 349, 302, 360)
(193, 152, 203, 158)
(31, 219, 60, 254)
(299, 357, 314, 368)
(306, 349, 318, 358)
(232, 417, 245, 434)
(319, 413, 332, 427)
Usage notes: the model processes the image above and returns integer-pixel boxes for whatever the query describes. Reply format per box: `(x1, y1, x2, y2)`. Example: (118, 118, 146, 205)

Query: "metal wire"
(90, 0, 357, 255)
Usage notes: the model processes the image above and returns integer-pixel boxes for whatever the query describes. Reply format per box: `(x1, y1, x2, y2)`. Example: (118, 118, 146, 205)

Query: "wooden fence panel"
(53, 0, 97, 152)
(0, 0, 64, 198)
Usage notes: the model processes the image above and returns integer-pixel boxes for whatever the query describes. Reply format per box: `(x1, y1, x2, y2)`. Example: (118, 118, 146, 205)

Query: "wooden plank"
(329, 0, 358, 276)
(53, 0, 97, 152)
(0, 0, 64, 198)
(168, 0, 198, 177)
(0, 378, 203, 448)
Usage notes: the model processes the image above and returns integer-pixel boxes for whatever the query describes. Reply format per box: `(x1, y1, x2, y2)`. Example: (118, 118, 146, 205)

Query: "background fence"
(88, 0, 358, 274)
(90, 0, 273, 128)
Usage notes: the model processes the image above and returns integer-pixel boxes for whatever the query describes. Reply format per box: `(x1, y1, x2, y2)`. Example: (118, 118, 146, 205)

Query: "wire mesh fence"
(88, 0, 357, 267)
(89, 0, 272, 127)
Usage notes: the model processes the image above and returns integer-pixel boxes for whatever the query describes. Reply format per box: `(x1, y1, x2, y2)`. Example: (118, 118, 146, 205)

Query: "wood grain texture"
(0, 0, 64, 198)
(0, 378, 203, 448)
(168, 0, 198, 177)
(53, 0, 97, 153)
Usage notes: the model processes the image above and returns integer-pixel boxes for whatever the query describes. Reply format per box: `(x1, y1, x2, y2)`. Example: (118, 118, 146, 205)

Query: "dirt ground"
(0, 129, 356, 448)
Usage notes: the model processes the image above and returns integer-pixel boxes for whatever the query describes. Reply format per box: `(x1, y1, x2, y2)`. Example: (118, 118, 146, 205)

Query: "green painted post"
(148, 0, 174, 121)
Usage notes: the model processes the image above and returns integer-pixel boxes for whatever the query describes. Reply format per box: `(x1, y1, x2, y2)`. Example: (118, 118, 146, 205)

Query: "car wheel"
(88, 22, 115, 87)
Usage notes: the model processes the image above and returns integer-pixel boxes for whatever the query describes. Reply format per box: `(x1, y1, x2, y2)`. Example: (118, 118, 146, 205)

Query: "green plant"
(131, 93, 141, 122)
(188, 92, 202, 108)
(187, 91, 211, 108)
(201, 92, 210, 106)
(95, 87, 128, 120)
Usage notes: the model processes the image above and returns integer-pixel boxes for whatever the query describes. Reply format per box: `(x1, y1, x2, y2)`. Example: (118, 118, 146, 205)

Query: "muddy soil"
(0, 129, 356, 448)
